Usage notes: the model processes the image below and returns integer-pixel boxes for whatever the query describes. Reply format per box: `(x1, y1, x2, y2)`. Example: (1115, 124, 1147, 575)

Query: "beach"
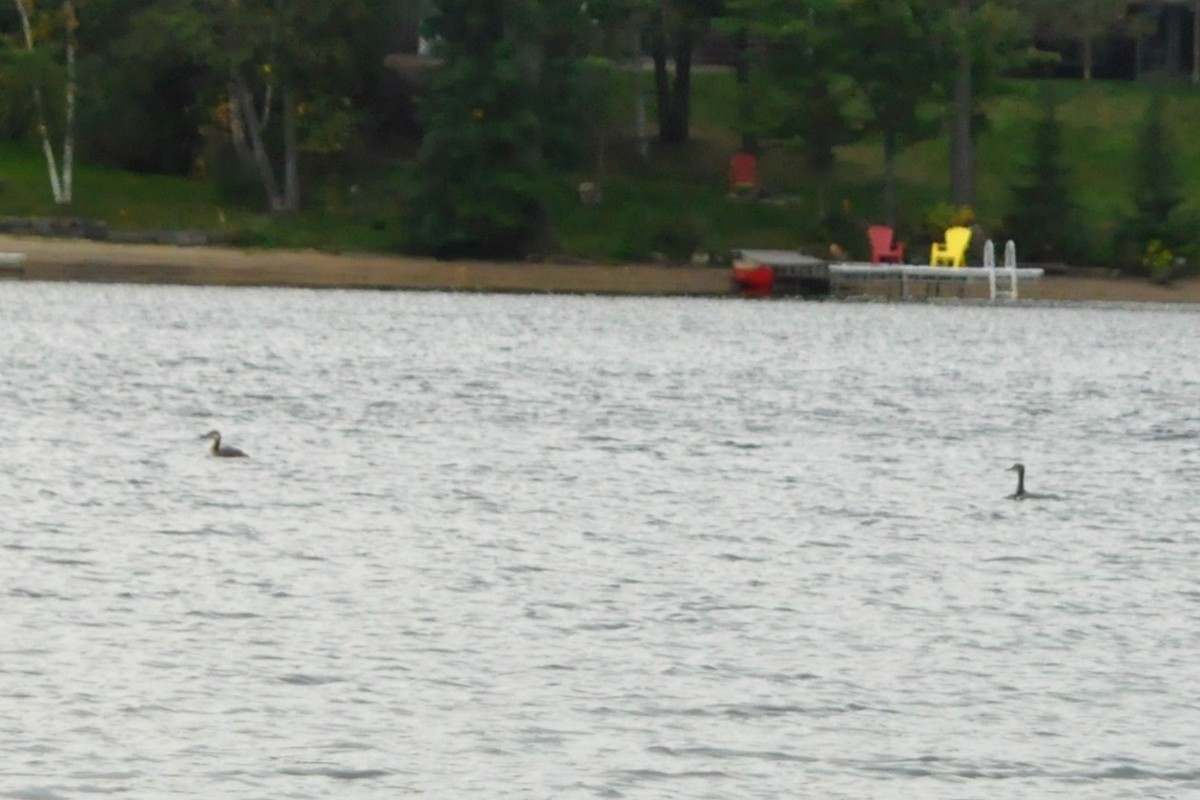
(3, 233, 1199, 303)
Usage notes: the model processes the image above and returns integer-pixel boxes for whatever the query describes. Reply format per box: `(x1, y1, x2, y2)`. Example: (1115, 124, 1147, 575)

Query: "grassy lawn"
(1, 76, 1199, 265)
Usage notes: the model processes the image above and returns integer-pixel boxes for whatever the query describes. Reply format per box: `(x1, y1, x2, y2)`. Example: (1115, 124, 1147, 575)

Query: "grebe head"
(200, 430, 248, 458)
(1007, 462, 1027, 498)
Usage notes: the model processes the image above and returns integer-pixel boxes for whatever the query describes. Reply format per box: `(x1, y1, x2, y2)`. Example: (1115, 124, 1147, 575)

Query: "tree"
(115, 0, 389, 213)
(949, 0, 1030, 207)
(409, 0, 589, 258)
(1130, 91, 1183, 242)
(836, 0, 957, 225)
(720, 0, 857, 215)
(586, 0, 655, 162)
(1004, 86, 1074, 262)
(10, 0, 78, 205)
(648, 0, 723, 144)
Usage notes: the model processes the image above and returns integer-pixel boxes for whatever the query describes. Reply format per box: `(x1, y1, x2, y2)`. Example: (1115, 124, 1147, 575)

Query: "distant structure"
(1132, 1, 1199, 81)
(1031, 2, 1199, 82)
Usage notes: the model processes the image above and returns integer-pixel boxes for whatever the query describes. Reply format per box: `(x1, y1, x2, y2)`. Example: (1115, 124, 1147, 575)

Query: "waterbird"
(202, 430, 248, 458)
(1007, 462, 1055, 500)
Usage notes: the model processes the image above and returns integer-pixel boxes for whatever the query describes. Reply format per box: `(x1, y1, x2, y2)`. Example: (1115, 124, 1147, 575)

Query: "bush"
(648, 215, 705, 262)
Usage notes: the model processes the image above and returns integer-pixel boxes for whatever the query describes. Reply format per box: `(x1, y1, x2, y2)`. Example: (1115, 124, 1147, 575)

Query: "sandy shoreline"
(3, 233, 1200, 303)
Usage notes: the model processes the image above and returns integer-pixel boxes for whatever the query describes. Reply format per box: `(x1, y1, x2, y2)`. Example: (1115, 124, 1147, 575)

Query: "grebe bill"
(202, 430, 248, 458)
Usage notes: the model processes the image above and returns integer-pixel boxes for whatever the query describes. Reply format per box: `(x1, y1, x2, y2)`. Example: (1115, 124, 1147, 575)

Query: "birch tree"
(129, 0, 379, 213)
(13, 0, 77, 204)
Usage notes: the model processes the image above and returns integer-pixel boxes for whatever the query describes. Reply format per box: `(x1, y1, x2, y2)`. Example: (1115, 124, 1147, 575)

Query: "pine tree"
(1130, 91, 1183, 243)
(1004, 87, 1074, 263)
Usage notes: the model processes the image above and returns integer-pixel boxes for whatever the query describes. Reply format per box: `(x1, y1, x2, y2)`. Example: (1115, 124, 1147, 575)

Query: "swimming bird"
(202, 430, 248, 458)
(1007, 462, 1055, 500)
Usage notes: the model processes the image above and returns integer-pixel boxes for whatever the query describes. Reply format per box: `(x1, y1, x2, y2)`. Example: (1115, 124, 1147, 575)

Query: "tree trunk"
(949, 0, 974, 208)
(651, 14, 670, 138)
(1082, 34, 1093, 80)
(230, 71, 285, 211)
(1193, 1, 1200, 84)
(61, 0, 76, 204)
(630, 23, 649, 163)
(734, 26, 757, 154)
(15, 0, 68, 204)
(282, 86, 299, 212)
(650, 12, 692, 145)
(1166, 5, 1183, 77)
(633, 67, 649, 162)
(883, 130, 897, 227)
(663, 27, 692, 144)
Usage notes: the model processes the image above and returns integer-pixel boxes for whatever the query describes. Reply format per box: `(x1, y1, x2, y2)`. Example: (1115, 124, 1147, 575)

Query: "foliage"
(924, 202, 975, 240)
(1141, 239, 1175, 283)
(1115, 91, 1188, 272)
(1003, 85, 1076, 262)
(719, 0, 860, 216)
(407, 0, 553, 258)
(834, 0, 959, 224)
(1131, 92, 1184, 238)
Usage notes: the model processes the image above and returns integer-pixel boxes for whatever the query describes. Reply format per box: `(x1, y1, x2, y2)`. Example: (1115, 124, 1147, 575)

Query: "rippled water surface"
(2, 283, 1199, 798)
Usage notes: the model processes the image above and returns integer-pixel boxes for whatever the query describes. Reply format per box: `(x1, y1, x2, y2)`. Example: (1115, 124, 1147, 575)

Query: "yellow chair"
(930, 226, 972, 267)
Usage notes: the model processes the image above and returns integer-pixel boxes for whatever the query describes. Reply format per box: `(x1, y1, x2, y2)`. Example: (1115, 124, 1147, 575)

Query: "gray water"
(2, 283, 1199, 799)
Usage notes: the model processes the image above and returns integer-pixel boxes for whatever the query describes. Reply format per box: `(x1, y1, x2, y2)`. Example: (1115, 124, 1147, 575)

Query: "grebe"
(202, 430, 248, 458)
(1007, 463, 1055, 500)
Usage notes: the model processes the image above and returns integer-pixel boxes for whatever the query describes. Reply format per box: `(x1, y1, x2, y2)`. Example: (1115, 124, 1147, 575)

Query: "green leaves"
(409, 0, 594, 258)
(1004, 85, 1076, 262)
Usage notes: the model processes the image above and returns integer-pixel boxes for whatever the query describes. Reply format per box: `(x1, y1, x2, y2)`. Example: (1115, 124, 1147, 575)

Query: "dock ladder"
(985, 239, 1019, 301)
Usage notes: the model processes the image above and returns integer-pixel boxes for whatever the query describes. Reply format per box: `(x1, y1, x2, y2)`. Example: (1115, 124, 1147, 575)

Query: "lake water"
(2, 283, 1199, 799)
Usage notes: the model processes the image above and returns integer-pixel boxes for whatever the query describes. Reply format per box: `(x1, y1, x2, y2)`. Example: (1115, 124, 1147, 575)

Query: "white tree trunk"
(229, 70, 300, 213)
(62, 0, 77, 203)
(230, 71, 287, 211)
(15, 0, 71, 204)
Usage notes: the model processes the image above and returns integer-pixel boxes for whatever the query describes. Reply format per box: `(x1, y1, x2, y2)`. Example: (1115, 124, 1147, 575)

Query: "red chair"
(867, 225, 905, 264)
(729, 153, 757, 191)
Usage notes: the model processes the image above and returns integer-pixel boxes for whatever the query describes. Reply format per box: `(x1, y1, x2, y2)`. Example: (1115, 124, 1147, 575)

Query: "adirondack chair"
(729, 153, 758, 191)
(867, 225, 905, 264)
(930, 226, 972, 267)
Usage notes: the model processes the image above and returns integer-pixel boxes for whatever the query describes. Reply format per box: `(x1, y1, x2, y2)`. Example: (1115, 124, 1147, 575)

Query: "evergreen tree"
(408, 1, 543, 258)
(1004, 86, 1074, 263)
(1130, 91, 1183, 242)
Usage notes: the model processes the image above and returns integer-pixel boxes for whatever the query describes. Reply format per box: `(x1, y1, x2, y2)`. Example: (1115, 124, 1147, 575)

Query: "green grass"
(2, 76, 1199, 265)
(0, 140, 409, 252)
(561, 73, 1200, 263)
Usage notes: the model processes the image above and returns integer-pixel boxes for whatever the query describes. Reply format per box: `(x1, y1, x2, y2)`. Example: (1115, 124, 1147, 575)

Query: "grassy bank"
(1, 77, 1198, 265)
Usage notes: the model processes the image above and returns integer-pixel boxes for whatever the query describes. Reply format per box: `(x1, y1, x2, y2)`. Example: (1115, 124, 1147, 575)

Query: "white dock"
(0, 252, 26, 277)
(830, 264, 1045, 300)
(830, 241, 1043, 301)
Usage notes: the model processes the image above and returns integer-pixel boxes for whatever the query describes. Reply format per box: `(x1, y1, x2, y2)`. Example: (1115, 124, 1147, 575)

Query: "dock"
(733, 249, 830, 296)
(732, 242, 1044, 300)
(829, 263, 1045, 300)
(0, 252, 26, 278)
